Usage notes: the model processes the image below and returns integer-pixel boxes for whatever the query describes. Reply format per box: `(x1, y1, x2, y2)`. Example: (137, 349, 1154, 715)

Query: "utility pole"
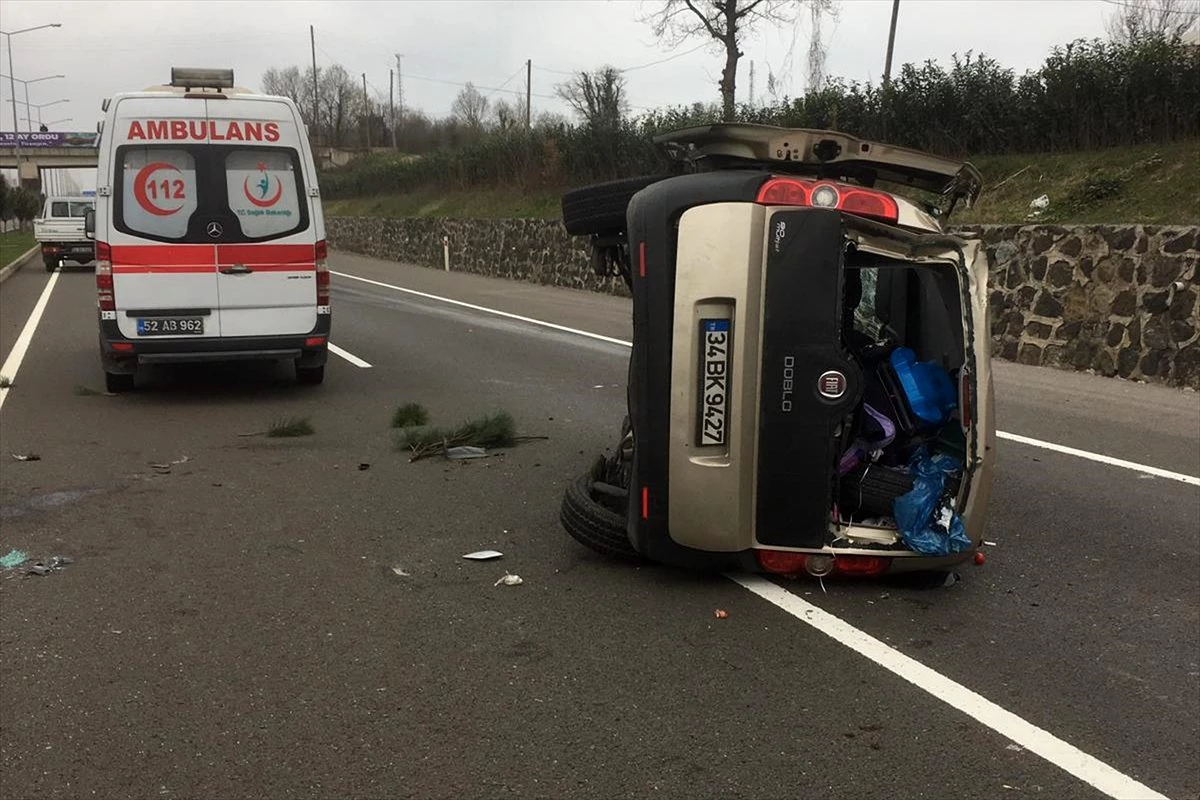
(309, 25, 319, 142)
(749, 61, 755, 109)
(389, 68, 396, 149)
(525, 59, 531, 129)
(883, 0, 900, 86)
(395, 54, 403, 145)
(362, 72, 370, 149)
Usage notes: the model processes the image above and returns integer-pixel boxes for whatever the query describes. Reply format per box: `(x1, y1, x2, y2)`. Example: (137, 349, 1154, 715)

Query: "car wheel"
(104, 371, 134, 393)
(561, 175, 665, 237)
(560, 462, 642, 562)
(296, 364, 325, 385)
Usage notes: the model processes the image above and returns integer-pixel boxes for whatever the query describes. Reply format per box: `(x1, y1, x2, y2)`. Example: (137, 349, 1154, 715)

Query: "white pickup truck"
(34, 196, 96, 272)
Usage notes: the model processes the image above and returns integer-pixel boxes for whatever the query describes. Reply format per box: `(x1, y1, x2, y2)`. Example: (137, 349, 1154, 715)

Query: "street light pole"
(0, 23, 63, 183)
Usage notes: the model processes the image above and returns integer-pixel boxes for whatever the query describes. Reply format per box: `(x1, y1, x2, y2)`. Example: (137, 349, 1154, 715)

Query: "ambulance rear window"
(118, 148, 199, 240)
(225, 150, 304, 239)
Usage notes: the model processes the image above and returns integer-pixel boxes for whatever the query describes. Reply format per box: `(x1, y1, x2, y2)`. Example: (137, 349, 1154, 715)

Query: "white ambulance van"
(85, 67, 330, 392)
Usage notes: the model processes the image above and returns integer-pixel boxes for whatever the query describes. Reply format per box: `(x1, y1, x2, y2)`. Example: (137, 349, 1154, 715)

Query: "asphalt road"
(1, 253, 1196, 800)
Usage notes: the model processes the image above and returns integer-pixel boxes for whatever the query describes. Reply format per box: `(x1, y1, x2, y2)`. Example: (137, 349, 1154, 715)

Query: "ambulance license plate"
(136, 317, 204, 336)
(698, 318, 732, 447)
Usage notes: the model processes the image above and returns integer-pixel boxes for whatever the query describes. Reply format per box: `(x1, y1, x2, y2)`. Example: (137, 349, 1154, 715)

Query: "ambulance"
(85, 68, 330, 392)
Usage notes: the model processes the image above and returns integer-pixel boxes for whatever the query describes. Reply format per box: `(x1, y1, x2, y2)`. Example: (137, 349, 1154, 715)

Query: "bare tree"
(642, 0, 832, 121)
(493, 97, 529, 131)
(1105, 0, 1200, 43)
(555, 67, 629, 129)
(806, 0, 838, 93)
(452, 82, 489, 129)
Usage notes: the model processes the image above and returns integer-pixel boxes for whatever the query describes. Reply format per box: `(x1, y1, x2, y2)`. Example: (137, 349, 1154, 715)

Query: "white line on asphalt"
(731, 574, 1169, 800)
(0, 271, 60, 413)
(332, 269, 1200, 486)
(328, 342, 372, 368)
(331, 270, 634, 348)
(997, 430, 1198, 487)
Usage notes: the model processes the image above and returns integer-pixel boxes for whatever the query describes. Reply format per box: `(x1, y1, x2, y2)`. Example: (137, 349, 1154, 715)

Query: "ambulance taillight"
(315, 239, 330, 313)
(95, 242, 115, 312)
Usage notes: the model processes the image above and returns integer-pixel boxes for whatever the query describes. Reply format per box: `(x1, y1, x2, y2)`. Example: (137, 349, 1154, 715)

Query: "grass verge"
(0, 229, 36, 269)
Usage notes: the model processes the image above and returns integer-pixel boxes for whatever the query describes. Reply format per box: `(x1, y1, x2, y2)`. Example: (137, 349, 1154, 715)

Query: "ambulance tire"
(296, 365, 325, 385)
(560, 467, 642, 562)
(104, 371, 134, 393)
(561, 175, 665, 237)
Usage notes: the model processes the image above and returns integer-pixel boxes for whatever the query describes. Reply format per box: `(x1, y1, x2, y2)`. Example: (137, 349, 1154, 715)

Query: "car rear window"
(119, 147, 199, 240)
(113, 144, 308, 244)
(49, 201, 93, 217)
(224, 150, 304, 239)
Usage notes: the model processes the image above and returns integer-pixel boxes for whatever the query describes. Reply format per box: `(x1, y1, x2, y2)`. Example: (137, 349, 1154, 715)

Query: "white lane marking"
(997, 430, 1198, 487)
(331, 270, 633, 348)
(731, 574, 1169, 800)
(328, 342, 372, 368)
(0, 271, 61, 413)
(332, 269, 1200, 486)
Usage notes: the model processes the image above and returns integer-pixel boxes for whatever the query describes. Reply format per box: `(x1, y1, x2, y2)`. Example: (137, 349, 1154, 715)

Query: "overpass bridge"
(0, 131, 99, 190)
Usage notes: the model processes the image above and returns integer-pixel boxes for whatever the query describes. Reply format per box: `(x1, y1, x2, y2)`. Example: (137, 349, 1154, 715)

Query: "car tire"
(561, 175, 665, 237)
(296, 364, 325, 385)
(104, 371, 134, 393)
(560, 466, 641, 562)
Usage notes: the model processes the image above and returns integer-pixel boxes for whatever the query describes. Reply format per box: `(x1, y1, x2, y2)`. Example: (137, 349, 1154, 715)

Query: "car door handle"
(220, 264, 253, 275)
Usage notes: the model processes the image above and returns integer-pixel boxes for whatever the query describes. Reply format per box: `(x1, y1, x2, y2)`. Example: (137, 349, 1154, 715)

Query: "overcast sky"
(3, 0, 1116, 190)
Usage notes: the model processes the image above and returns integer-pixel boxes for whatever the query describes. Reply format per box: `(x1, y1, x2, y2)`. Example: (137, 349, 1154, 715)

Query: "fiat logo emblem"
(818, 370, 846, 399)
(206, 221, 223, 238)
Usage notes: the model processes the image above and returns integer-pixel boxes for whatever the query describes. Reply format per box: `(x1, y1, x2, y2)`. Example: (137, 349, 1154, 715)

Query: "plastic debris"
(714, 609, 729, 619)
(445, 446, 489, 460)
(494, 572, 523, 587)
(0, 549, 28, 568)
(893, 447, 971, 557)
(983, 540, 997, 547)
(974, 552, 986, 565)
(1029, 194, 1049, 211)
(10, 452, 41, 462)
(391, 566, 410, 577)
(462, 550, 503, 561)
(24, 555, 72, 577)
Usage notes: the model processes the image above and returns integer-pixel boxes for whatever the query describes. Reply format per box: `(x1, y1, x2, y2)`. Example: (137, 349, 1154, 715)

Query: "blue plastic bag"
(893, 447, 971, 556)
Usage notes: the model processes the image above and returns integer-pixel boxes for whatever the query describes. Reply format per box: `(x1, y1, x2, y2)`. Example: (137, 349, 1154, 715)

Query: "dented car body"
(560, 124, 996, 580)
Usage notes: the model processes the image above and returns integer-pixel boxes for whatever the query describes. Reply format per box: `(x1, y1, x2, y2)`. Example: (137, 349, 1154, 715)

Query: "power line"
(484, 65, 526, 99)
(1099, 0, 1199, 13)
(531, 40, 711, 77)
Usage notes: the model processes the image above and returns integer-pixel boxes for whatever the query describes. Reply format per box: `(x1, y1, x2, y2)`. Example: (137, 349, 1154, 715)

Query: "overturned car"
(559, 123, 996, 581)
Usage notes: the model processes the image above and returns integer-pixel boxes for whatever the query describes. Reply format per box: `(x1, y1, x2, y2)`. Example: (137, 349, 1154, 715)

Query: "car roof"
(654, 123, 983, 208)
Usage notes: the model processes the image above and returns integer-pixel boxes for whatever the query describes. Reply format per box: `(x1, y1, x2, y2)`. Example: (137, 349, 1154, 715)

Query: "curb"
(0, 245, 39, 286)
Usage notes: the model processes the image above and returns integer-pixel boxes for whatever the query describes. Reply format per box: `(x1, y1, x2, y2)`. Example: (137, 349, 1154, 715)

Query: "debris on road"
(25, 555, 73, 577)
(0, 549, 28, 568)
(391, 402, 430, 429)
(446, 446, 489, 461)
(266, 416, 315, 438)
(396, 409, 547, 463)
(494, 572, 523, 587)
(462, 550, 503, 561)
(391, 566, 410, 577)
(10, 452, 41, 462)
(975, 552, 986, 565)
(714, 609, 729, 619)
(358, 463, 370, 471)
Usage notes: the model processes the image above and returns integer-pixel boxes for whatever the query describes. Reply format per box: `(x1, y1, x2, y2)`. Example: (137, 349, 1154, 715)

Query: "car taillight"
(756, 549, 809, 576)
(756, 177, 900, 225)
(95, 241, 114, 312)
(315, 239, 330, 309)
(832, 555, 890, 577)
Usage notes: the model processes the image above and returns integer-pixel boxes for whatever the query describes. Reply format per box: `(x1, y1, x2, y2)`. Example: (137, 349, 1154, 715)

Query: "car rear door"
(110, 124, 221, 341)
(210, 101, 317, 337)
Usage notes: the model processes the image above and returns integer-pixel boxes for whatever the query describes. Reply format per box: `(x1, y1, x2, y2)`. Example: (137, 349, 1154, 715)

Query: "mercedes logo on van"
(206, 221, 223, 238)
(817, 370, 847, 399)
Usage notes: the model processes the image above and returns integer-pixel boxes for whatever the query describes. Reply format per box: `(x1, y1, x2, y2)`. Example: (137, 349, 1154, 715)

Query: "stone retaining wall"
(326, 216, 1199, 388)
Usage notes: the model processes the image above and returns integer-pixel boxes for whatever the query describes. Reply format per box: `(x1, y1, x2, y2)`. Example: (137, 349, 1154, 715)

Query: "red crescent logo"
(133, 162, 185, 216)
(243, 175, 283, 208)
